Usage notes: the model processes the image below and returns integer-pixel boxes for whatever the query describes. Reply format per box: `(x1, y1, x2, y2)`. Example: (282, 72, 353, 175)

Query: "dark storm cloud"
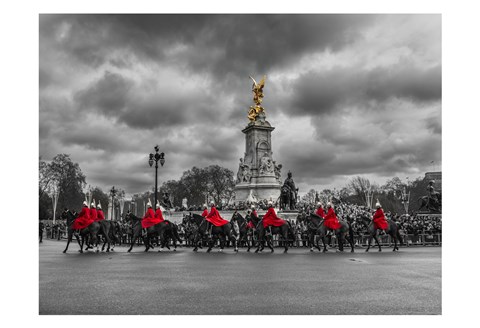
(40, 14, 375, 76)
(289, 63, 441, 117)
(75, 71, 133, 115)
(39, 14, 442, 195)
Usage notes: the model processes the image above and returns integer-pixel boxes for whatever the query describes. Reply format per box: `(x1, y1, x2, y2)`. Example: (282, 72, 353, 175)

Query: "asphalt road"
(39, 240, 441, 315)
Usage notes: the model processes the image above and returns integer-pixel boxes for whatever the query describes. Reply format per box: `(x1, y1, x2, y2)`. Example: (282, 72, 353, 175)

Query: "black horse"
(357, 214, 403, 252)
(298, 212, 355, 253)
(247, 212, 293, 253)
(230, 211, 255, 252)
(61, 210, 103, 253)
(160, 222, 182, 251)
(100, 221, 121, 252)
(186, 213, 237, 252)
(125, 212, 172, 253)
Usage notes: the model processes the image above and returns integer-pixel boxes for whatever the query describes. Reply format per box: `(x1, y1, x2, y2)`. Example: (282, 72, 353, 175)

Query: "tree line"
(39, 154, 436, 220)
(301, 175, 434, 214)
(39, 154, 235, 220)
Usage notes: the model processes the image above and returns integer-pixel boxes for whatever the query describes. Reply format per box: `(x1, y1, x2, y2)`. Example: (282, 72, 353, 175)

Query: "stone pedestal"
(234, 114, 282, 204)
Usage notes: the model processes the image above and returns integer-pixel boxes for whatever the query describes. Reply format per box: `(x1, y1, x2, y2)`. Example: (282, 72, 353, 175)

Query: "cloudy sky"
(39, 14, 441, 197)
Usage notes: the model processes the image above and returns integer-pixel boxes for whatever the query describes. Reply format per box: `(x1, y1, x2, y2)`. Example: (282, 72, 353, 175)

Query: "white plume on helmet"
(156, 200, 160, 209)
(97, 201, 102, 209)
(327, 201, 332, 207)
(82, 201, 88, 207)
(203, 204, 207, 209)
(317, 202, 322, 207)
(91, 199, 96, 207)
(210, 201, 215, 206)
(251, 204, 255, 209)
(147, 199, 152, 208)
(268, 200, 273, 206)
(376, 199, 381, 208)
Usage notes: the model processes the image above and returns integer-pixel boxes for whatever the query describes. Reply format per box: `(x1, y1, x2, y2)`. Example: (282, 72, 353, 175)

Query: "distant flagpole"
(430, 160, 435, 172)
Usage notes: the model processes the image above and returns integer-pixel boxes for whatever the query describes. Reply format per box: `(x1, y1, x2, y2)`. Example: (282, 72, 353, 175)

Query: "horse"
(159, 222, 182, 251)
(418, 193, 442, 212)
(247, 212, 292, 253)
(299, 211, 355, 253)
(100, 221, 121, 252)
(124, 212, 177, 252)
(61, 210, 103, 253)
(230, 211, 254, 252)
(186, 213, 237, 252)
(357, 213, 403, 252)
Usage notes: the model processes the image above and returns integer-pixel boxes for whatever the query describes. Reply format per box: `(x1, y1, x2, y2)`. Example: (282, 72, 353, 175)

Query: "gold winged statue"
(248, 75, 266, 121)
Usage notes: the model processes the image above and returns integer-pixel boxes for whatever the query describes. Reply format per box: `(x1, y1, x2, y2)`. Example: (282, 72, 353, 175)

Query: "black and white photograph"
(37, 13, 443, 315)
(4, 0, 479, 323)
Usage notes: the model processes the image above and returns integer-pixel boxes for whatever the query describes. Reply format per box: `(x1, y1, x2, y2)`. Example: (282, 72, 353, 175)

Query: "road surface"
(39, 240, 441, 315)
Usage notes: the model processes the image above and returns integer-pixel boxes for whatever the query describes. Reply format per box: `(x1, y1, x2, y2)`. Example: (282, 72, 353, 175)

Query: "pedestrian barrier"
(40, 229, 441, 248)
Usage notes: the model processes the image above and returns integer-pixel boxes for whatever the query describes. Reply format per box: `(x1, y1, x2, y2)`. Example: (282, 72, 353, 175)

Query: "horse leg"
(267, 235, 274, 253)
(254, 232, 262, 253)
(315, 234, 322, 252)
(373, 234, 381, 252)
(321, 236, 328, 252)
(206, 234, 213, 253)
(392, 233, 398, 251)
(79, 235, 85, 253)
(283, 230, 288, 253)
(337, 233, 344, 252)
(365, 235, 372, 252)
(127, 233, 137, 253)
(309, 233, 315, 252)
(63, 232, 72, 253)
(219, 235, 225, 252)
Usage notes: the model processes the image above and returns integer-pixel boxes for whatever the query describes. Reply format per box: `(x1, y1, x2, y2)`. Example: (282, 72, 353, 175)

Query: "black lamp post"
(149, 145, 165, 211)
(110, 186, 117, 220)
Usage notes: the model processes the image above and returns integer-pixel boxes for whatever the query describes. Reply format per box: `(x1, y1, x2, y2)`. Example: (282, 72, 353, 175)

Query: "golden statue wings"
(249, 75, 266, 105)
(248, 75, 266, 121)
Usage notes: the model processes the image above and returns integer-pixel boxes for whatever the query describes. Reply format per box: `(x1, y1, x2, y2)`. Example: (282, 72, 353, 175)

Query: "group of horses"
(61, 209, 404, 254)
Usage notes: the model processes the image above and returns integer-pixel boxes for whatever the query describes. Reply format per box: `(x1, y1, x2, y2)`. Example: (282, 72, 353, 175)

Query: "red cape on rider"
(315, 207, 325, 218)
(141, 205, 162, 229)
(324, 206, 341, 230)
(72, 202, 94, 230)
(205, 206, 229, 227)
(262, 207, 286, 228)
(373, 207, 388, 230)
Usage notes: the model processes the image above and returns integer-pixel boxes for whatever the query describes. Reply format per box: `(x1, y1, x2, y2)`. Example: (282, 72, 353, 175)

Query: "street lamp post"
(148, 145, 165, 212)
(110, 186, 117, 220)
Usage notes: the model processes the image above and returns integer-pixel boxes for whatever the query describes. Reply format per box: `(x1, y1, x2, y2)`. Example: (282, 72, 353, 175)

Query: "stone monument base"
(235, 183, 280, 203)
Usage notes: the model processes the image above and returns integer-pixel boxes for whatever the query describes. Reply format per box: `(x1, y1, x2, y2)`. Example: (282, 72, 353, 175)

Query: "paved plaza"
(39, 240, 441, 315)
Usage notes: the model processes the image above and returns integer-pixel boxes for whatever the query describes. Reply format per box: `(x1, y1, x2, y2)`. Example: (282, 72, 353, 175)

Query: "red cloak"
(141, 208, 162, 229)
(201, 209, 208, 217)
(324, 207, 342, 230)
(373, 208, 389, 230)
(262, 207, 286, 228)
(246, 221, 255, 229)
(155, 208, 166, 224)
(205, 207, 229, 227)
(72, 206, 94, 230)
(252, 210, 258, 217)
(315, 207, 325, 218)
(95, 209, 105, 222)
(90, 208, 97, 221)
